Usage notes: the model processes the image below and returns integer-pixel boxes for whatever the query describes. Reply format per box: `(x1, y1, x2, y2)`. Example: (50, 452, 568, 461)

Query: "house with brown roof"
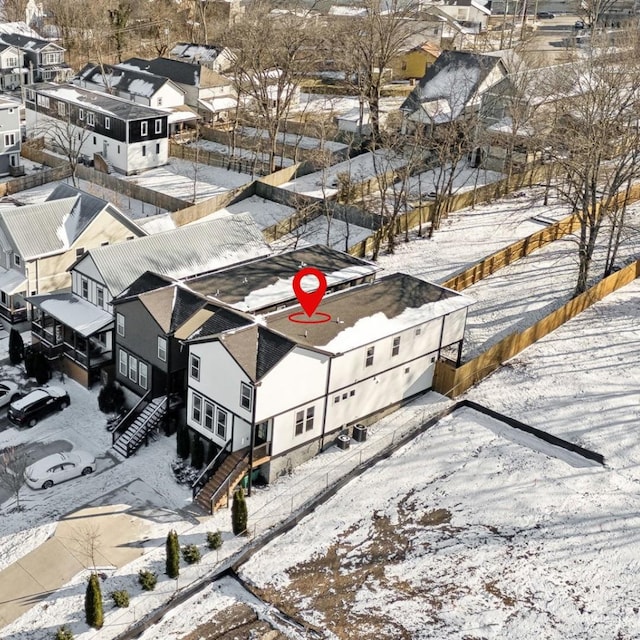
(185, 272, 473, 502)
(391, 41, 441, 81)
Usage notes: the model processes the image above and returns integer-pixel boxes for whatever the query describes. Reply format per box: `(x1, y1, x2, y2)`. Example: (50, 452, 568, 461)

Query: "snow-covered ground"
(460, 205, 640, 357)
(121, 158, 254, 203)
(272, 215, 372, 252)
(187, 139, 295, 168)
(240, 405, 640, 639)
(399, 163, 505, 200)
(237, 126, 349, 154)
(375, 188, 572, 283)
(279, 149, 408, 199)
(289, 93, 405, 120)
(187, 194, 297, 231)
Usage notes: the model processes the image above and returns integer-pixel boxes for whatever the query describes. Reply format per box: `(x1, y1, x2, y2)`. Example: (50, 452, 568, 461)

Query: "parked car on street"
(8, 387, 70, 427)
(0, 380, 21, 409)
(575, 19, 585, 29)
(24, 450, 96, 489)
(536, 11, 555, 18)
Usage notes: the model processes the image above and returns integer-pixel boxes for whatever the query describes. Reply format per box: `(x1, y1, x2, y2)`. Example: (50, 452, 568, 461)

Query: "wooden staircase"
(194, 448, 249, 514)
(112, 396, 167, 458)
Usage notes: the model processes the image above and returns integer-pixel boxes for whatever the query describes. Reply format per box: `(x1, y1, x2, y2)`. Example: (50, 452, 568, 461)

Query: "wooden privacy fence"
(442, 213, 581, 291)
(433, 260, 640, 398)
(0, 164, 71, 197)
(169, 141, 272, 176)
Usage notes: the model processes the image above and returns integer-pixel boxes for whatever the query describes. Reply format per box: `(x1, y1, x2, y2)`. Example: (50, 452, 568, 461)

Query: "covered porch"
(0, 268, 27, 323)
(28, 292, 114, 387)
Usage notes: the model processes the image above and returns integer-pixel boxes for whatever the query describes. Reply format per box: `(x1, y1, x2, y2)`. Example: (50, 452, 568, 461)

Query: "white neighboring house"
(0, 97, 22, 176)
(186, 273, 473, 482)
(24, 82, 169, 175)
(0, 44, 27, 91)
(169, 43, 235, 73)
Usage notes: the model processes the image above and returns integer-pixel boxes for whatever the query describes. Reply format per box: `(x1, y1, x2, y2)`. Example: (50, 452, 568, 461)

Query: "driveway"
(0, 439, 73, 505)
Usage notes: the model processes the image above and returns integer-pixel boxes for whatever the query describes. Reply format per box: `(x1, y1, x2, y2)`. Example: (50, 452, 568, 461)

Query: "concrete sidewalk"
(0, 504, 150, 628)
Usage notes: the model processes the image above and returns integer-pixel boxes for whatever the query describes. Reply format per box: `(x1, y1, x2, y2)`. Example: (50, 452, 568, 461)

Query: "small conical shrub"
(206, 530, 222, 550)
(191, 435, 204, 469)
(176, 427, 190, 460)
(55, 625, 74, 640)
(84, 573, 104, 629)
(98, 381, 125, 413)
(165, 529, 180, 579)
(8, 328, 23, 365)
(23, 347, 36, 377)
(231, 488, 248, 536)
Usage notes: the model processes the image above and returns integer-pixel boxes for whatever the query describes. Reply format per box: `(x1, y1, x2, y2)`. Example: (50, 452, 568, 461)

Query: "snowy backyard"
(121, 158, 254, 203)
(272, 215, 372, 252)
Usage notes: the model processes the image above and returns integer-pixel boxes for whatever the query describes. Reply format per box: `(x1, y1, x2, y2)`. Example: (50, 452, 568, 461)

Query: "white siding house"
(186, 273, 474, 481)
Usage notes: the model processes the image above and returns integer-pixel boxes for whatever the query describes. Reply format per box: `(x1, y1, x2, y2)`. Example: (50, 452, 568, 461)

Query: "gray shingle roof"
(120, 57, 203, 87)
(0, 32, 61, 52)
(76, 63, 175, 100)
(78, 213, 271, 297)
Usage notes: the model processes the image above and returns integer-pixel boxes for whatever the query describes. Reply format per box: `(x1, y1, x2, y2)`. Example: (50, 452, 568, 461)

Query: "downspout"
(319, 356, 333, 451)
(165, 331, 174, 434)
(247, 381, 257, 497)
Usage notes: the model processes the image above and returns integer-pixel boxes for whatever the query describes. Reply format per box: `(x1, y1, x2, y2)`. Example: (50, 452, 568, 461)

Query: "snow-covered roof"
(0, 22, 42, 38)
(77, 213, 271, 297)
(0, 267, 26, 295)
(75, 63, 176, 100)
(30, 83, 168, 121)
(0, 186, 142, 260)
(264, 272, 474, 354)
(27, 292, 114, 337)
(182, 245, 379, 312)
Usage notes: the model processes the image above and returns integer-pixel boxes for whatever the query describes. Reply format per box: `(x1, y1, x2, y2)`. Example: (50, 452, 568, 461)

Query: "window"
(334, 395, 340, 403)
(405, 367, 410, 374)
(116, 313, 125, 336)
(139, 362, 148, 389)
(9, 154, 17, 167)
(105, 116, 110, 130)
(156, 142, 160, 154)
(155, 118, 162, 134)
(415, 327, 422, 336)
(349, 389, 355, 397)
(190, 354, 200, 380)
(128, 355, 138, 381)
(57, 102, 65, 116)
(101, 241, 109, 247)
(81, 277, 88, 299)
(305, 406, 315, 431)
(117, 145, 120, 154)
(96, 286, 104, 307)
(365, 346, 374, 367)
(192, 393, 202, 424)
(119, 349, 127, 375)
(26, 88, 35, 101)
(13, 254, 20, 267)
(157, 97, 163, 107)
(392, 336, 401, 357)
(157, 337, 167, 361)
(86, 112, 95, 126)
(4, 133, 15, 146)
(240, 382, 252, 411)
(203, 401, 214, 430)
(142, 145, 146, 157)
(342, 393, 347, 400)
(295, 410, 304, 436)
(92, 136, 96, 145)
(79, 108, 84, 121)
(75, 247, 84, 258)
(36, 94, 49, 108)
(141, 121, 148, 136)
(216, 408, 228, 439)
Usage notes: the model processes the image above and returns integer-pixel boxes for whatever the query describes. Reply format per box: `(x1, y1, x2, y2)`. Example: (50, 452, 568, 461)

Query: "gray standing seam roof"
(82, 213, 271, 297)
(0, 197, 87, 259)
(76, 63, 173, 98)
(120, 57, 203, 87)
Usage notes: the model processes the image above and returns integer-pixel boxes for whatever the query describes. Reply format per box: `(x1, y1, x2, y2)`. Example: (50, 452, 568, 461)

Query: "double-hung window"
(116, 313, 125, 336)
(204, 401, 214, 431)
(157, 336, 167, 362)
(86, 112, 95, 126)
(138, 362, 148, 389)
(240, 382, 252, 411)
(119, 349, 127, 376)
(216, 408, 228, 439)
(128, 355, 137, 382)
(190, 354, 200, 380)
(392, 336, 401, 357)
(365, 346, 375, 367)
(294, 410, 304, 436)
(192, 393, 202, 424)
(141, 121, 148, 136)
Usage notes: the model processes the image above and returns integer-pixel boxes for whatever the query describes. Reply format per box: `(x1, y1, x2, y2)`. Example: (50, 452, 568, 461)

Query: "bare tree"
(1, 0, 29, 22)
(333, 0, 421, 145)
(224, 3, 322, 173)
(73, 524, 103, 573)
(544, 36, 640, 294)
(32, 116, 92, 187)
(0, 446, 29, 512)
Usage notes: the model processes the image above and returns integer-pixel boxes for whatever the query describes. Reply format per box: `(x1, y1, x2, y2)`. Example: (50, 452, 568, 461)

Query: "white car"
(0, 380, 20, 408)
(24, 451, 96, 490)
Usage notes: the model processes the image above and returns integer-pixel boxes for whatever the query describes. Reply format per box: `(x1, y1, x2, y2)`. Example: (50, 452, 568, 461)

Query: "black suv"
(8, 387, 71, 428)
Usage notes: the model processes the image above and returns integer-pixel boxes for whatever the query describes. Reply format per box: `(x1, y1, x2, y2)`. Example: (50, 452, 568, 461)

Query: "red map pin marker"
(293, 267, 327, 317)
